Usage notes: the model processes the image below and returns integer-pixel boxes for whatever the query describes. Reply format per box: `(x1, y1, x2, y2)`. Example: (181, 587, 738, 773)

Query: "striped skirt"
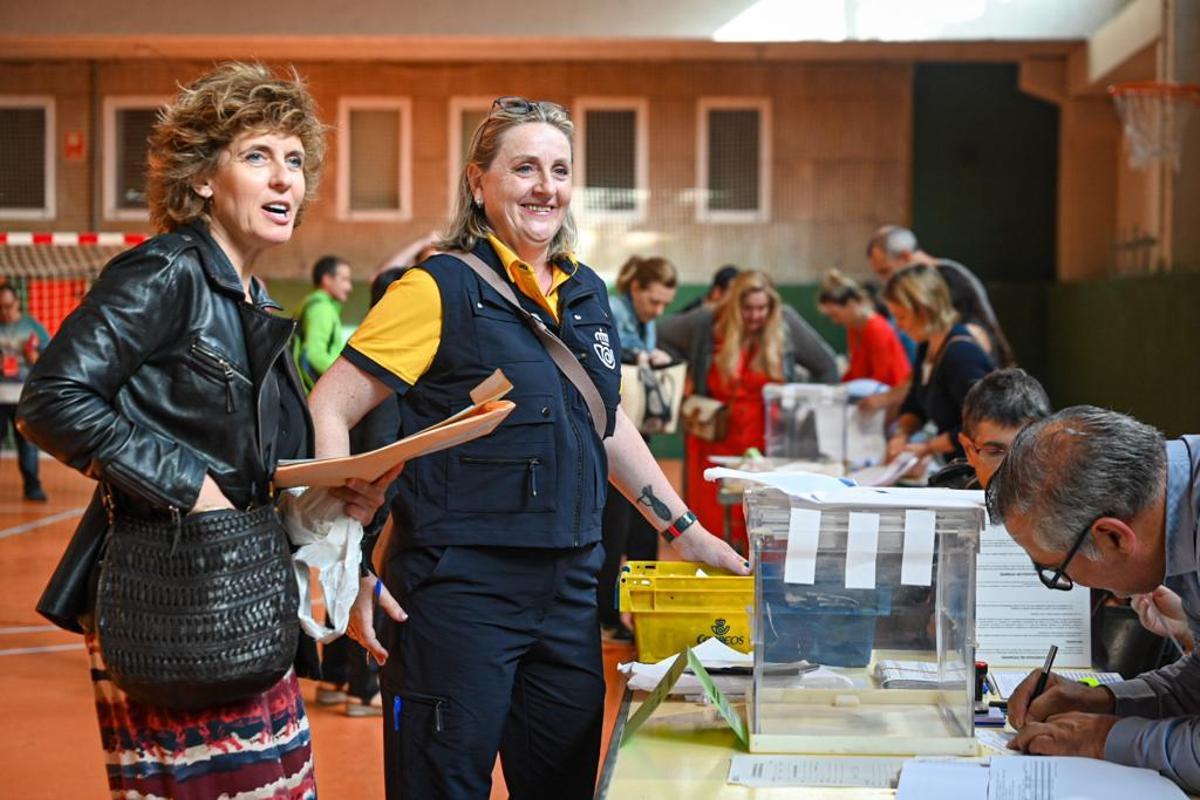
(87, 636, 317, 799)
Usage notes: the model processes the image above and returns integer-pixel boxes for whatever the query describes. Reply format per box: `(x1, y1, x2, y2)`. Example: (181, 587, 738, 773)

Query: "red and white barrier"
(0, 232, 148, 247)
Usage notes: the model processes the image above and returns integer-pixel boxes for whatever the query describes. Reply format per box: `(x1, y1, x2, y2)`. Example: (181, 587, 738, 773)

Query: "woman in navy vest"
(308, 96, 748, 799)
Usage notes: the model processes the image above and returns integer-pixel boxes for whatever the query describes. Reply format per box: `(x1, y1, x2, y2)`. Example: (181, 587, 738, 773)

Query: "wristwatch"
(660, 510, 698, 543)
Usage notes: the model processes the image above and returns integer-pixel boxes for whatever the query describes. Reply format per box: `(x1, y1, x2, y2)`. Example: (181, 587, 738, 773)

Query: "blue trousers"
(0, 403, 40, 489)
(380, 543, 605, 799)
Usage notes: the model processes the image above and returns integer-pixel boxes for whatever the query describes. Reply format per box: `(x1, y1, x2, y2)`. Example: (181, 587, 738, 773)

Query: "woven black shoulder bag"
(95, 502, 299, 710)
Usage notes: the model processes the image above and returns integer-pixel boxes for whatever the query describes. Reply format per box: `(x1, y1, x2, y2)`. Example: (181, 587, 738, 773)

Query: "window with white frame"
(696, 98, 771, 223)
(104, 97, 167, 221)
(0, 97, 55, 219)
(338, 98, 412, 220)
(575, 98, 647, 220)
(447, 97, 492, 213)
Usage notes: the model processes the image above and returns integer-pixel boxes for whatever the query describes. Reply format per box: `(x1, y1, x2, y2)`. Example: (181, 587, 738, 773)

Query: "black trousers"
(0, 403, 40, 489)
(597, 484, 658, 627)
(380, 543, 605, 800)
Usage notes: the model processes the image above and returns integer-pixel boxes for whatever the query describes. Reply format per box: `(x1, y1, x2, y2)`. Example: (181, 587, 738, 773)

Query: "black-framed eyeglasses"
(491, 95, 565, 115)
(1035, 521, 1094, 591)
(962, 437, 1008, 463)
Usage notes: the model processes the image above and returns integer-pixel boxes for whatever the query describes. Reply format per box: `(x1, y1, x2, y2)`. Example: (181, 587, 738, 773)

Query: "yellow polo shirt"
(345, 235, 577, 389)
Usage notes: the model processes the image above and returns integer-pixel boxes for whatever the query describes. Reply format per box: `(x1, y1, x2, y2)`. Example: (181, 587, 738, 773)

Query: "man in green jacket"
(294, 255, 353, 392)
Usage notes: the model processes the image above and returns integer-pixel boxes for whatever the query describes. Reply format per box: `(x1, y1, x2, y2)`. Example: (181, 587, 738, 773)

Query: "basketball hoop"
(1109, 81, 1200, 171)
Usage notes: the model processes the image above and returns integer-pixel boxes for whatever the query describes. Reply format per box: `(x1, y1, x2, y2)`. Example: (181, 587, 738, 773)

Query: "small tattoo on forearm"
(637, 486, 672, 521)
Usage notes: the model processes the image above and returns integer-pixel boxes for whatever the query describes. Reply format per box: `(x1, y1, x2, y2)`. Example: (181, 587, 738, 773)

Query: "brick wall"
(0, 58, 912, 285)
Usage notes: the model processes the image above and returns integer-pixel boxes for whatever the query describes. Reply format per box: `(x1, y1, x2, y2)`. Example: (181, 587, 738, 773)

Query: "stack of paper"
(874, 659, 968, 689)
(619, 639, 854, 695)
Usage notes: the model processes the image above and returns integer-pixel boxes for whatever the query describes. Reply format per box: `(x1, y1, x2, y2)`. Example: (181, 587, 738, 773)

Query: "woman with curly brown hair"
(18, 62, 392, 798)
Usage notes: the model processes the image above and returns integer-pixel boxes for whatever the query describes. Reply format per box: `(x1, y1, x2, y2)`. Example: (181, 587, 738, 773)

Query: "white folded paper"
(704, 467, 852, 495)
(704, 466, 985, 510)
(618, 639, 853, 694)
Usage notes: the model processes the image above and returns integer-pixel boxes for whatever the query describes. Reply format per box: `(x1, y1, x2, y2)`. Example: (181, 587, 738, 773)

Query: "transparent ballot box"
(762, 383, 885, 467)
(744, 485, 984, 755)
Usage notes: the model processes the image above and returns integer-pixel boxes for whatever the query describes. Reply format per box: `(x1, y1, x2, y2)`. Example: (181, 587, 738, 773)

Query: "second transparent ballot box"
(762, 383, 886, 468)
(744, 485, 984, 755)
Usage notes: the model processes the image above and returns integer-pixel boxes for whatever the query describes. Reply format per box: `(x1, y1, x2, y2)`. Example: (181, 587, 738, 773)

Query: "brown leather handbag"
(680, 394, 730, 442)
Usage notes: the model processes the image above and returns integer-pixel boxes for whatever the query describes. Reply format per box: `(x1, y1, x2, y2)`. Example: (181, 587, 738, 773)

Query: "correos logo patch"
(698, 617, 744, 646)
(593, 330, 616, 369)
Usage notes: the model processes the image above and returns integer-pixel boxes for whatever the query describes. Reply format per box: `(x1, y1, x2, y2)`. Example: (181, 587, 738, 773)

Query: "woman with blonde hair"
(19, 62, 394, 797)
(882, 263, 995, 464)
(817, 268, 911, 388)
(659, 270, 838, 551)
(307, 95, 746, 798)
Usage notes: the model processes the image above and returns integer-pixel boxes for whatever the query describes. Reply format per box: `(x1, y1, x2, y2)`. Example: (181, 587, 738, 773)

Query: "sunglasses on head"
(491, 95, 566, 115)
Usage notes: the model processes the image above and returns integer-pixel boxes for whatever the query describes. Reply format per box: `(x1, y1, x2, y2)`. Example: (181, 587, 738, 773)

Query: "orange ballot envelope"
(275, 369, 516, 488)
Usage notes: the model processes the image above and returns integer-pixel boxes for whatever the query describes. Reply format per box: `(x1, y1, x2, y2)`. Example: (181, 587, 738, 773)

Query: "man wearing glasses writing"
(987, 406, 1200, 793)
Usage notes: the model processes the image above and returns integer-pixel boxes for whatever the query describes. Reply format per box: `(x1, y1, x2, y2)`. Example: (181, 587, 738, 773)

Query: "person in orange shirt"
(817, 269, 912, 389)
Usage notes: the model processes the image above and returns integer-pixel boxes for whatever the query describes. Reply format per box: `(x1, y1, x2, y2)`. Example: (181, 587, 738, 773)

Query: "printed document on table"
(990, 669, 1122, 700)
(975, 524, 1091, 667)
(988, 756, 1187, 799)
(727, 755, 905, 788)
(895, 761, 988, 800)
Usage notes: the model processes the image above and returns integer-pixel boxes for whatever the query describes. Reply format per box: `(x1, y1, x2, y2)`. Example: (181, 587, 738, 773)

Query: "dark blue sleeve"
(899, 343, 929, 422)
(938, 341, 995, 440)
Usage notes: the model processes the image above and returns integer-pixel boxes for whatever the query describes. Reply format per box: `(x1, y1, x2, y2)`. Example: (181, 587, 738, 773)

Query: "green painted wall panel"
(1046, 272, 1200, 437)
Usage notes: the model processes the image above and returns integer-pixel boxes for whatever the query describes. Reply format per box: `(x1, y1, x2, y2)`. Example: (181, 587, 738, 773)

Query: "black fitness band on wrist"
(660, 510, 698, 543)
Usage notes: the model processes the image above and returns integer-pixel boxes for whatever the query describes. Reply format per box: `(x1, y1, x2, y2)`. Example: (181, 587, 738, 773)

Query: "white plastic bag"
(278, 486, 364, 644)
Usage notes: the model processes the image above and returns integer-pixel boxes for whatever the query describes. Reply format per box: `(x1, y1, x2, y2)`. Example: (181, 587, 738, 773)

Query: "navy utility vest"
(390, 240, 622, 550)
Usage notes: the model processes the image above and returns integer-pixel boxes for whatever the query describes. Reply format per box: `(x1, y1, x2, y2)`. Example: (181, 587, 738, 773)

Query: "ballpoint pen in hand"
(1029, 644, 1058, 703)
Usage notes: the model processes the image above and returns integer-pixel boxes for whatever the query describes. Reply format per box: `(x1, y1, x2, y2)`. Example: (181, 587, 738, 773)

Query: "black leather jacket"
(18, 222, 313, 631)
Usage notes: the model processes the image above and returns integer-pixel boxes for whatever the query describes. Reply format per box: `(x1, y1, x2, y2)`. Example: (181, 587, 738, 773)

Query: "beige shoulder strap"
(448, 251, 607, 439)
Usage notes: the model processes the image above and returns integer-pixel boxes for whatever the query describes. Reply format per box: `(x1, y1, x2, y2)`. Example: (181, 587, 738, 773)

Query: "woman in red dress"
(663, 271, 794, 553)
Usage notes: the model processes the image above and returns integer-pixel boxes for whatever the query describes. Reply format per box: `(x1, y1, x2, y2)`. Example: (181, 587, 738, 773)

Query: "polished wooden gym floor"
(0, 455, 668, 798)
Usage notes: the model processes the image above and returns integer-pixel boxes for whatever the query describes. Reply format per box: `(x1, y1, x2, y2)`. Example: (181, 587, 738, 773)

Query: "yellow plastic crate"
(617, 561, 754, 662)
